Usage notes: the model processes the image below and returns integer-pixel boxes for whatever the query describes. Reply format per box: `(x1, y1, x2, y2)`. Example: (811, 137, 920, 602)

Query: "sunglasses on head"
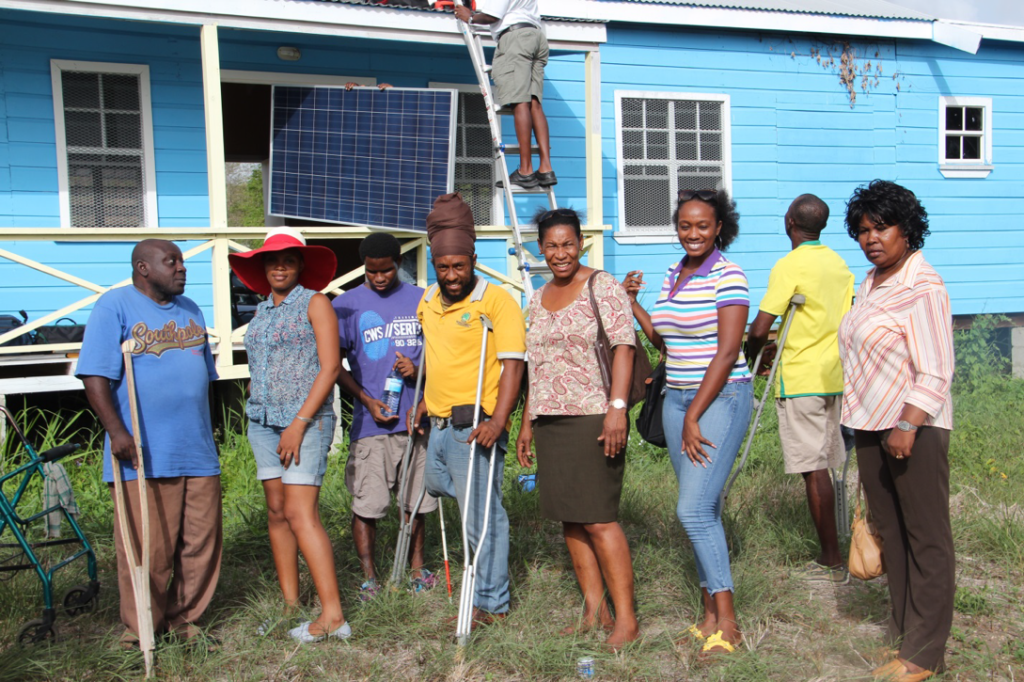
(677, 189, 718, 203)
(536, 208, 579, 224)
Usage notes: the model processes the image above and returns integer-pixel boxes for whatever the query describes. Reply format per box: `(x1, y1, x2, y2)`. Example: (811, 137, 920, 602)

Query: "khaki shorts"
(776, 395, 846, 474)
(491, 26, 548, 106)
(346, 433, 437, 518)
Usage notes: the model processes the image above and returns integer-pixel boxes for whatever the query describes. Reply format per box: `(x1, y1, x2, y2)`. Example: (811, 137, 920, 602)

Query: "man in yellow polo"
(747, 194, 854, 580)
(412, 192, 525, 626)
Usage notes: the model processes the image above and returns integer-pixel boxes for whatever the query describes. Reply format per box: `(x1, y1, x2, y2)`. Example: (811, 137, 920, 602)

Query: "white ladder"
(453, 3, 556, 301)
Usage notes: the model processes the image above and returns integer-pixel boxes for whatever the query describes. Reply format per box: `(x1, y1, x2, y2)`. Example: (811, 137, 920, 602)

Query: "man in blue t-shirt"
(334, 233, 436, 598)
(77, 239, 221, 646)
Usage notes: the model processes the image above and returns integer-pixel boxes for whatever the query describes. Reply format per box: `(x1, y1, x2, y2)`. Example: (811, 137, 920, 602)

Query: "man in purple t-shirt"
(333, 233, 436, 598)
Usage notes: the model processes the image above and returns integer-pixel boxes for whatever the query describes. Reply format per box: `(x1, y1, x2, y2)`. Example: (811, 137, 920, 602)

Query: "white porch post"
(584, 49, 604, 270)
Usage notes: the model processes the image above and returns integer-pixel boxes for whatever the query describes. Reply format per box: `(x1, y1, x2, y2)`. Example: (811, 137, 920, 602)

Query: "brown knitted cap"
(426, 192, 476, 258)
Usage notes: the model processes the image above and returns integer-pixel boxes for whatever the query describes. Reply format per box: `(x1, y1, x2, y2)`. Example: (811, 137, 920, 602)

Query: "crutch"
(438, 498, 453, 601)
(390, 359, 428, 586)
(115, 340, 155, 678)
(833, 427, 855, 542)
(456, 314, 497, 647)
(721, 294, 805, 505)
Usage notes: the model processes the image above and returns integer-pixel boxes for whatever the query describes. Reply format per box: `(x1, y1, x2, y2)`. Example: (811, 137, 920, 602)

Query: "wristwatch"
(610, 398, 627, 410)
(895, 420, 918, 432)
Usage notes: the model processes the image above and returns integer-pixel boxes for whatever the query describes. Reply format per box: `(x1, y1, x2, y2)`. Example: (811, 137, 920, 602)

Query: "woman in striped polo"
(624, 189, 753, 656)
(840, 181, 954, 682)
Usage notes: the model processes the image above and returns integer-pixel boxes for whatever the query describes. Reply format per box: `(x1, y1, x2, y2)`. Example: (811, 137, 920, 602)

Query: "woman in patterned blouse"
(624, 189, 753, 656)
(840, 181, 954, 682)
(515, 207, 640, 651)
(229, 228, 347, 643)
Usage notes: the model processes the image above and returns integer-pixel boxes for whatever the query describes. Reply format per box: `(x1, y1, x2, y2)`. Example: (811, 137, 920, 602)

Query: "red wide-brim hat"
(228, 227, 338, 296)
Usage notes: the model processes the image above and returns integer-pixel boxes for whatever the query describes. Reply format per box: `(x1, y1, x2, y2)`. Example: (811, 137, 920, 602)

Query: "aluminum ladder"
(453, 2, 556, 300)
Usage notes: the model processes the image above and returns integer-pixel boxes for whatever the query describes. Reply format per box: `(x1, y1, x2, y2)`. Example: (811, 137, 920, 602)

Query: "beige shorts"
(345, 433, 437, 518)
(776, 395, 846, 475)
(491, 26, 548, 106)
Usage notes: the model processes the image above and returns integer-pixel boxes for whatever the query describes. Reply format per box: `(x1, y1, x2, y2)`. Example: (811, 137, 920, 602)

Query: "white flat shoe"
(288, 620, 352, 643)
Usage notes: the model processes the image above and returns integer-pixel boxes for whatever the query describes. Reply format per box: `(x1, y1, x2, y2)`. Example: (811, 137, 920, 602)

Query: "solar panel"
(268, 86, 458, 231)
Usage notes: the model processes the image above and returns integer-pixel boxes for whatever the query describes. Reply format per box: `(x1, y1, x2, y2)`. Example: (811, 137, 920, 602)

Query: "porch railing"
(0, 225, 604, 384)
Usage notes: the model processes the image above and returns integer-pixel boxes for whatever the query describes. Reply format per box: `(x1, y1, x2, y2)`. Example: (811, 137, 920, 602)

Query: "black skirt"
(533, 414, 625, 524)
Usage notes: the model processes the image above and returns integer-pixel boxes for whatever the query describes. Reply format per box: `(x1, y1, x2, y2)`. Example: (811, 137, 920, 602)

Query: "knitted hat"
(426, 192, 476, 258)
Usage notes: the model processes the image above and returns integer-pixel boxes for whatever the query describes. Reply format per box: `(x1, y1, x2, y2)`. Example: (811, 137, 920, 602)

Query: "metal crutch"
(389, 359, 428, 586)
(438, 498, 453, 601)
(455, 314, 497, 647)
(833, 427, 855, 542)
(115, 340, 155, 678)
(721, 294, 806, 505)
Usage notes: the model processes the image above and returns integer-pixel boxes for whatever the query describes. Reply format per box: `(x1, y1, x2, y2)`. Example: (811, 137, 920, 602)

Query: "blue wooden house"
(1, 0, 1023, 397)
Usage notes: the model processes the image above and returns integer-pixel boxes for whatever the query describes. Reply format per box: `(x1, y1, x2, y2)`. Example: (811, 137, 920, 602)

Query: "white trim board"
(50, 59, 159, 229)
(1, 0, 605, 50)
(221, 70, 376, 87)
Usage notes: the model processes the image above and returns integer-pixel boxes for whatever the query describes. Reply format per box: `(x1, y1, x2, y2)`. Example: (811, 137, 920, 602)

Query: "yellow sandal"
(686, 624, 706, 641)
(701, 630, 737, 654)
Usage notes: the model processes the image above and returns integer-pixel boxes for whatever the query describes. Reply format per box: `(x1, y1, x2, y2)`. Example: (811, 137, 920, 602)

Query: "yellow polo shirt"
(759, 241, 854, 398)
(417, 278, 526, 418)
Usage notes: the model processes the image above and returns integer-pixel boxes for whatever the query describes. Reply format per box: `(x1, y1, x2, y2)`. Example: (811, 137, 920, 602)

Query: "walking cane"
(438, 498, 453, 601)
(721, 294, 805, 506)
(390, 359, 428, 586)
(114, 340, 155, 678)
(833, 430, 855, 542)
(456, 314, 497, 647)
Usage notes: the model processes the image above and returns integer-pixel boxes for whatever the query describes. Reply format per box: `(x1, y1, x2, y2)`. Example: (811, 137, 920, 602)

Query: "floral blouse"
(526, 271, 636, 419)
(245, 285, 334, 427)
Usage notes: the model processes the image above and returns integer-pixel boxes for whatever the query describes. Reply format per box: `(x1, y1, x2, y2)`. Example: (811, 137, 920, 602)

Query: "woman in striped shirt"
(839, 180, 954, 682)
(624, 189, 753, 656)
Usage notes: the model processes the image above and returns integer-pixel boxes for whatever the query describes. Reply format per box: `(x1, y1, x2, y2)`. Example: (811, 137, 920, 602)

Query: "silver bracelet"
(296, 416, 313, 424)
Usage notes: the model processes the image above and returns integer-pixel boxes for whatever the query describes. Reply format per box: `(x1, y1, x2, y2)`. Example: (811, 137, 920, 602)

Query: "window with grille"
(51, 61, 156, 227)
(938, 96, 992, 177)
(615, 92, 731, 236)
(452, 91, 494, 225)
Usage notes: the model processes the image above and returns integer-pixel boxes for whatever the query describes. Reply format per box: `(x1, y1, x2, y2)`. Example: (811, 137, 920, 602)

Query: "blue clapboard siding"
(600, 24, 1024, 317)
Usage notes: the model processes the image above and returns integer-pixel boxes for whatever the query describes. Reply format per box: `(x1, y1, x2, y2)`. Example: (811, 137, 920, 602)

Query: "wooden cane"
(115, 339, 155, 678)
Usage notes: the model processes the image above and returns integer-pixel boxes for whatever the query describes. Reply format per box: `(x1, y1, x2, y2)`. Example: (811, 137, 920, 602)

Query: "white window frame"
(50, 59, 159, 228)
(613, 90, 732, 244)
(429, 81, 501, 226)
(938, 95, 993, 179)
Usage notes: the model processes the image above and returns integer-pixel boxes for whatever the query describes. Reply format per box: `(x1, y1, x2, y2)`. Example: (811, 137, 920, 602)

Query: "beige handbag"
(849, 482, 886, 580)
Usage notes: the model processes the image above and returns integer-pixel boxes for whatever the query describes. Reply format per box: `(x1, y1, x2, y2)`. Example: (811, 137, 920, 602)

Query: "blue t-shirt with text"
(333, 281, 424, 442)
(76, 286, 220, 482)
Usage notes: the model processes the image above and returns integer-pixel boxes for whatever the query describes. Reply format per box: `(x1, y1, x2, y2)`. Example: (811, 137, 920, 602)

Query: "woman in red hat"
(229, 228, 349, 643)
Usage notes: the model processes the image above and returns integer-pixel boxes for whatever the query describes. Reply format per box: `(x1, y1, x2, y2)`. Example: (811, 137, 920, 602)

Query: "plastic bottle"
(380, 366, 403, 417)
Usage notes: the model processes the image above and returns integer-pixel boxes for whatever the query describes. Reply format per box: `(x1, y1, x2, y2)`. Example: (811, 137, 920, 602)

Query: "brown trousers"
(855, 427, 954, 672)
(109, 475, 222, 638)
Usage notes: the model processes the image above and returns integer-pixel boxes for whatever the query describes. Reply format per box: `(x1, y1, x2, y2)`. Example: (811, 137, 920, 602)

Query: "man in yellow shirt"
(413, 193, 526, 625)
(747, 194, 854, 578)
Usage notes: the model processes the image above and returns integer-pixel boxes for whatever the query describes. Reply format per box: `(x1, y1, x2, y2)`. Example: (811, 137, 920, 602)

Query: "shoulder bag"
(848, 481, 886, 580)
(636, 354, 667, 447)
(587, 271, 652, 408)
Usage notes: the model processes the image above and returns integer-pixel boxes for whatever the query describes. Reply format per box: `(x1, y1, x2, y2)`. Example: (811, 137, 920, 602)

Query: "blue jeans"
(424, 422, 510, 614)
(248, 409, 336, 486)
(662, 381, 753, 595)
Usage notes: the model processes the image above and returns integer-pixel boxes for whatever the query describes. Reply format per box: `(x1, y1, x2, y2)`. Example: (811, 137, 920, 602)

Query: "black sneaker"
(535, 171, 558, 187)
(509, 169, 539, 188)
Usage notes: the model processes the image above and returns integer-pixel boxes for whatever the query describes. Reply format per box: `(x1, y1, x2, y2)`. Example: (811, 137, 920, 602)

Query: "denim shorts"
(248, 410, 335, 486)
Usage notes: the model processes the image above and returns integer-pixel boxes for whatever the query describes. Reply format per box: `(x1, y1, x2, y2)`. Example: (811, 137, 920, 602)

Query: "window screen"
(619, 97, 727, 233)
(452, 91, 494, 225)
(61, 71, 147, 227)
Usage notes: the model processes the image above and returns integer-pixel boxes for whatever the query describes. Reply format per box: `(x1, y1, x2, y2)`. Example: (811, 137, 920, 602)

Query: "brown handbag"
(587, 271, 652, 407)
(849, 482, 886, 580)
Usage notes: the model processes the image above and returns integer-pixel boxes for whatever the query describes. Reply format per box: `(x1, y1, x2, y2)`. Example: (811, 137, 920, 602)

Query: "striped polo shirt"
(651, 249, 752, 388)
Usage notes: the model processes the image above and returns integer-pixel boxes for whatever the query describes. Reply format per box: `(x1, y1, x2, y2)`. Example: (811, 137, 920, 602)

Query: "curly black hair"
(358, 232, 402, 263)
(671, 188, 740, 251)
(532, 206, 584, 241)
(844, 180, 930, 251)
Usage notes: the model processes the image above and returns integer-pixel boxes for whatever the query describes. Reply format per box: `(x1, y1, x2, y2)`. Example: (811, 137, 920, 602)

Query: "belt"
(497, 22, 537, 41)
(432, 416, 454, 431)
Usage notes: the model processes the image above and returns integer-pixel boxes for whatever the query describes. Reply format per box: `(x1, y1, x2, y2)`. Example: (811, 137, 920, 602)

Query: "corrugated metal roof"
(310, 0, 604, 22)
(595, 0, 933, 21)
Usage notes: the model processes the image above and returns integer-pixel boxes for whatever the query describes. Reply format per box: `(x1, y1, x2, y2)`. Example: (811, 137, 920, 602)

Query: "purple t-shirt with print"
(333, 281, 424, 442)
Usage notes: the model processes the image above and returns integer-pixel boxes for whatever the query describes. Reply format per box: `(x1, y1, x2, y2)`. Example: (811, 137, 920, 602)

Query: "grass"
(0, 326, 1022, 680)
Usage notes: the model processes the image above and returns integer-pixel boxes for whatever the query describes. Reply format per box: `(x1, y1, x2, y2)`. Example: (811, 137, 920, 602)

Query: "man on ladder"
(454, 0, 556, 189)
(413, 193, 526, 632)
(746, 195, 854, 582)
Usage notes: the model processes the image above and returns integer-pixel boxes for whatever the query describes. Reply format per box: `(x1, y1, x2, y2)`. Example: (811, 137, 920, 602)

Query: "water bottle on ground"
(381, 366, 403, 417)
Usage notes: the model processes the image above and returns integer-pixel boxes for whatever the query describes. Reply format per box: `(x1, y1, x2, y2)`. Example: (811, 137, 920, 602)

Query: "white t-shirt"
(477, 0, 542, 40)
